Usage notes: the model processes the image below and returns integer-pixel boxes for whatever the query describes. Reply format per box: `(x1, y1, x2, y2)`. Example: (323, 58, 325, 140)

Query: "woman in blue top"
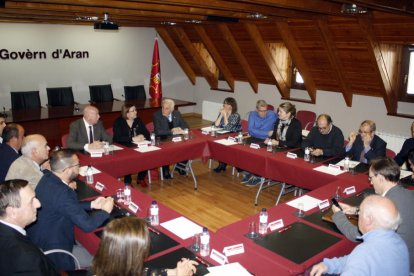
(213, 97, 242, 173)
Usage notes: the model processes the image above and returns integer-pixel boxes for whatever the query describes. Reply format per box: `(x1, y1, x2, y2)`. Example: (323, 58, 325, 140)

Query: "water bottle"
(149, 200, 159, 226)
(103, 141, 110, 155)
(304, 147, 310, 162)
(86, 165, 94, 184)
(259, 208, 268, 234)
(267, 140, 273, 152)
(124, 183, 131, 205)
(344, 157, 350, 172)
(200, 227, 210, 257)
(150, 133, 155, 146)
(237, 132, 243, 144)
(183, 128, 189, 140)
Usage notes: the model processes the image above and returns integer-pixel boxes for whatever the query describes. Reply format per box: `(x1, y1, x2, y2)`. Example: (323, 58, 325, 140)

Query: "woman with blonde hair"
(92, 217, 197, 276)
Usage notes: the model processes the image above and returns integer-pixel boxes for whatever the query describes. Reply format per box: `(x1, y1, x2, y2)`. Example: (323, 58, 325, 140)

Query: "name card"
(202, 130, 209, 135)
(250, 143, 260, 149)
(318, 199, 330, 210)
(128, 202, 140, 213)
(343, 186, 356, 195)
(137, 142, 149, 148)
(210, 249, 228, 265)
(95, 182, 105, 191)
(223, 243, 245, 257)
(227, 136, 236, 142)
(268, 219, 284, 231)
(90, 152, 103, 158)
(172, 137, 182, 142)
(328, 164, 341, 170)
(286, 152, 297, 159)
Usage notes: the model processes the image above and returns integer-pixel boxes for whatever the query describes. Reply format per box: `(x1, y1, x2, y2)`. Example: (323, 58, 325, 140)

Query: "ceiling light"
(247, 12, 268, 20)
(94, 13, 119, 30)
(75, 16, 99, 21)
(161, 21, 177, 26)
(185, 19, 202, 24)
(341, 4, 368, 14)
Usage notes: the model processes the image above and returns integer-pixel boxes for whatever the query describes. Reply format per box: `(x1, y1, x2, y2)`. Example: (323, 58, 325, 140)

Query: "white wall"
(194, 79, 414, 138)
(0, 23, 194, 109)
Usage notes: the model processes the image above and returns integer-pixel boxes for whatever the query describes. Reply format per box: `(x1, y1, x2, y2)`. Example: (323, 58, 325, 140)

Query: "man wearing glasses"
(27, 149, 114, 271)
(344, 120, 386, 163)
(302, 114, 344, 157)
(331, 157, 414, 274)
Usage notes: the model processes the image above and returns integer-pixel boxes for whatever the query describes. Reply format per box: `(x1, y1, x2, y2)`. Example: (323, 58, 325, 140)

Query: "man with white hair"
(6, 134, 50, 190)
(311, 195, 409, 276)
(67, 105, 112, 150)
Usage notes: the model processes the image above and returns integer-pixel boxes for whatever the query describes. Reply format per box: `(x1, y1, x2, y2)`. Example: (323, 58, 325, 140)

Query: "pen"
(356, 190, 365, 197)
(148, 226, 160, 235)
(195, 256, 209, 267)
(278, 225, 292, 233)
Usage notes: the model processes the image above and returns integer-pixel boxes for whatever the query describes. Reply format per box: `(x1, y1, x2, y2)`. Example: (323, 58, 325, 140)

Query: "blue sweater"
(248, 111, 277, 139)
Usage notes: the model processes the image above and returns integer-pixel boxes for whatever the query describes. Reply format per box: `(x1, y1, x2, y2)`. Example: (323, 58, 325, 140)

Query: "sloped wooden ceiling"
(2, 1, 414, 114)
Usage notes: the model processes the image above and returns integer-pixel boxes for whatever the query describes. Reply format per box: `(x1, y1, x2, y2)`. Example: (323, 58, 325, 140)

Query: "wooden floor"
(130, 114, 295, 232)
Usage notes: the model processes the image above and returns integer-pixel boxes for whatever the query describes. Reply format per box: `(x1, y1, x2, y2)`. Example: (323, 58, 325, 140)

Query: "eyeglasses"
(257, 109, 267, 113)
(358, 130, 372, 134)
(368, 174, 377, 181)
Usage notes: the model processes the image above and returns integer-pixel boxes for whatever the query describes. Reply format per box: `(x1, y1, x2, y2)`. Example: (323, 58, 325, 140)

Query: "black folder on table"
(144, 247, 210, 275)
(95, 224, 179, 256)
(75, 179, 101, 200)
(254, 221, 341, 264)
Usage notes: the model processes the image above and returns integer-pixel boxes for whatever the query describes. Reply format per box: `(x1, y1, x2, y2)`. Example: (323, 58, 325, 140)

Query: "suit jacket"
(5, 155, 43, 190)
(269, 118, 302, 148)
(345, 134, 386, 163)
(0, 143, 19, 182)
(66, 118, 112, 150)
(27, 170, 110, 271)
(395, 137, 414, 166)
(0, 222, 59, 275)
(112, 116, 150, 144)
(153, 110, 188, 136)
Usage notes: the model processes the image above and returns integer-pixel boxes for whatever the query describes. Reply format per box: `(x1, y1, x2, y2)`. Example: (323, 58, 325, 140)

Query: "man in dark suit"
(153, 98, 189, 179)
(0, 123, 24, 182)
(67, 105, 112, 150)
(0, 179, 59, 275)
(0, 113, 6, 143)
(27, 149, 114, 271)
(345, 120, 386, 163)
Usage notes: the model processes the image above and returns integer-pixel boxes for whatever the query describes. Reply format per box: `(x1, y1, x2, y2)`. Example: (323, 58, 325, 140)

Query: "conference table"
(74, 130, 377, 275)
(5, 98, 195, 148)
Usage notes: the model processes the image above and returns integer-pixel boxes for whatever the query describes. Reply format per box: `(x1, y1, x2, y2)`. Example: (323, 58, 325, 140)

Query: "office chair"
(10, 91, 41, 110)
(46, 87, 75, 107)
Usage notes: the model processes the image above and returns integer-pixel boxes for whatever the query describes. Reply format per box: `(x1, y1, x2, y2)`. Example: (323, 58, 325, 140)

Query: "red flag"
(149, 38, 162, 99)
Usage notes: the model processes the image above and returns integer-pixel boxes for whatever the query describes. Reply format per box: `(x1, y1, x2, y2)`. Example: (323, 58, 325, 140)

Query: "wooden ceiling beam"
(244, 23, 290, 98)
(173, 27, 218, 88)
(276, 21, 316, 103)
(156, 27, 196, 85)
(218, 24, 259, 93)
(194, 25, 235, 91)
(316, 19, 353, 106)
(358, 18, 397, 114)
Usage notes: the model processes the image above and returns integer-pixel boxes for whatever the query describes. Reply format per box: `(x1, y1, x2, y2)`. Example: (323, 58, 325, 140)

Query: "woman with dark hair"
(113, 104, 150, 187)
(92, 217, 197, 276)
(266, 102, 302, 148)
(213, 97, 242, 173)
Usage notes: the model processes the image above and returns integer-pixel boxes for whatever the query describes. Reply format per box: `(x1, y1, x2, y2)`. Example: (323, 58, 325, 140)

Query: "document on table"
(335, 159, 360, 168)
(201, 126, 223, 133)
(84, 147, 104, 155)
(207, 262, 252, 276)
(286, 195, 322, 212)
(134, 146, 161, 153)
(214, 139, 238, 146)
(79, 166, 101, 176)
(216, 129, 230, 134)
(400, 169, 413, 179)
(160, 216, 203, 240)
(132, 140, 151, 146)
(313, 165, 346, 176)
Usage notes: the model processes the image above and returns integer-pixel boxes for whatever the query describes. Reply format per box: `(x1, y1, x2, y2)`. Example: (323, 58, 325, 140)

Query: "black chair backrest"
(89, 84, 114, 103)
(124, 85, 146, 101)
(11, 91, 41, 110)
(46, 87, 74, 107)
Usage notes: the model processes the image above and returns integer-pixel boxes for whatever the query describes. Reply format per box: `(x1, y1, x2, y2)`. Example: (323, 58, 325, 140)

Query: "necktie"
(89, 126, 93, 144)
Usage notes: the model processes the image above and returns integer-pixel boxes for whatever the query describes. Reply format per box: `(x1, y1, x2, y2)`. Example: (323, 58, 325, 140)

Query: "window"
(399, 45, 414, 102)
(291, 66, 305, 90)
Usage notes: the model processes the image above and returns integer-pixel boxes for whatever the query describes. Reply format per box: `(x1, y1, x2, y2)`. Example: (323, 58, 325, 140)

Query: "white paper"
(336, 159, 360, 168)
(313, 165, 346, 176)
(79, 166, 101, 176)
(286, 195, 322, 212)
(207, 262, 252, 276)
(85, 147, 104, 155)
(216, 130, 230, 134)
(214, 139, 238, 146)
(201, 126, 223, 133)
(132, 140, 151, 146)
(134, 146, 161, 153)
(160, 216, 203, 240)
(400, 169, 413, 179)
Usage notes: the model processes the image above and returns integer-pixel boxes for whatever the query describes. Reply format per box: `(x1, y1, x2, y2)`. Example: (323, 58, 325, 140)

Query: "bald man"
(67, 105, 112, 150)
(311, 195, 409, 276)
(6, 134, 50, 190)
